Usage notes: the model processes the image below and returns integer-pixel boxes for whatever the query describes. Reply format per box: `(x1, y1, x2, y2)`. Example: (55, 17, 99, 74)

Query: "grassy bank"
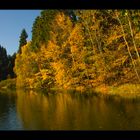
(0, 78, 140, 100)
(47, 84, 140, 100)
(94, 84, 140, 99)
(0, 79, 16, 89)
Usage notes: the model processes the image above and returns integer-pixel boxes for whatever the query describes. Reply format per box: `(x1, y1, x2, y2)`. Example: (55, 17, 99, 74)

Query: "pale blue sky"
(0, 10, 41, 55)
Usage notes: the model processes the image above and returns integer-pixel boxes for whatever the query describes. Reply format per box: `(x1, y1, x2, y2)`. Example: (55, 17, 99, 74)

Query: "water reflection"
(15, 89, 140, 130)
(0, 89, 140, 130)
(0, 90, 22, 130)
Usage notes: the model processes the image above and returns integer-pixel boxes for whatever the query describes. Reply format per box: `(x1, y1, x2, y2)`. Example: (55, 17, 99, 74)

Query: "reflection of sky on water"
(0, 92, 23, 130)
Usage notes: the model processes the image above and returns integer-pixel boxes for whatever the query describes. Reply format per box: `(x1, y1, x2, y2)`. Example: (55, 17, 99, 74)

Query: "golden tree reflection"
(16, 89, 140, 130)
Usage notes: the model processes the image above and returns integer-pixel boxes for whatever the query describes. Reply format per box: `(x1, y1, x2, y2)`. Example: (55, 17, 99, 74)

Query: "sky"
(0, 10, 41, 55)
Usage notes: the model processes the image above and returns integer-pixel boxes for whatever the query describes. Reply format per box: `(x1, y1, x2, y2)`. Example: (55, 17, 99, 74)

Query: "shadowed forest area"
(1, 10, 140, 97)
(0, 46, 16, 81)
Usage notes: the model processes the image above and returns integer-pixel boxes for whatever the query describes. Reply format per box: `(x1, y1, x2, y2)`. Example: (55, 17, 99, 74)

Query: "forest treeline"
(3, 10, 140, 90)
(0, 45, 16, 81)
(0, 28, 28, 82)
(14, 10, 140, 89)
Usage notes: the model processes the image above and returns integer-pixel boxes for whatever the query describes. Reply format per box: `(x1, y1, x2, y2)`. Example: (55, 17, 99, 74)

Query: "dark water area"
(0, 89, 140, 130)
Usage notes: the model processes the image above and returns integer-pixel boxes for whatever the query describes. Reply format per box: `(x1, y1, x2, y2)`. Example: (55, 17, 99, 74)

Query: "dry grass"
(95, 84, 140, 99)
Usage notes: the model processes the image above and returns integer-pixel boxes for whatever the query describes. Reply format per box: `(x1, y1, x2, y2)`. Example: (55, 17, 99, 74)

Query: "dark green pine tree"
(31, 10, 59, 51)
(7, 53, 16, 78)
(18, 29, 28, 54)
(0, 45, 8, 81)
(63, 10, 77, 22)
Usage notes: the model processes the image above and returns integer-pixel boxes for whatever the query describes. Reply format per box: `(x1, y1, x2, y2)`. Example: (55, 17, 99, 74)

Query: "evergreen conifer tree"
(18, 29, 28, 54)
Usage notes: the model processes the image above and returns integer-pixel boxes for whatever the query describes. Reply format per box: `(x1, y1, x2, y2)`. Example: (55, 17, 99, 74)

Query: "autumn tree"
(14, 10, 140, 89)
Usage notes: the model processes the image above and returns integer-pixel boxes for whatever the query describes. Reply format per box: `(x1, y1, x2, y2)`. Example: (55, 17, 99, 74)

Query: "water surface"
(0, 89, 140, 130)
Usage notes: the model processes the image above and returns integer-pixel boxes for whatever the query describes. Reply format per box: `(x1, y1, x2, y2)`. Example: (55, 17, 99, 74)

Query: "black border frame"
(0, 0, 140, 9)
(0, 130, 140, 139)
(0, 1, 140, 139)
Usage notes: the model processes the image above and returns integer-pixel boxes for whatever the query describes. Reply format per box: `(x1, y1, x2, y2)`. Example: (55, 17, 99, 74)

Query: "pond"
(0, 89, 140, 130)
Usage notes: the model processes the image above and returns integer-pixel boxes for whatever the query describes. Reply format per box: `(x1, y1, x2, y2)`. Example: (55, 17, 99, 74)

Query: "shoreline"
(0, 79, 140, 99)
(94, 84, 140, 99)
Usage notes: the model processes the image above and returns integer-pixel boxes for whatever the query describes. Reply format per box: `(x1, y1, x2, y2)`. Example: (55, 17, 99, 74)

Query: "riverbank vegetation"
(1, 10, 140, 99)
(0, 79, 16, 89)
